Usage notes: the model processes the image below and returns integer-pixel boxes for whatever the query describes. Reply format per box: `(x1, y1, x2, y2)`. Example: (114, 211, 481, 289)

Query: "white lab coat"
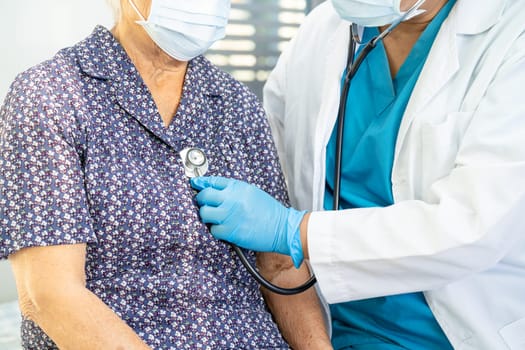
(263, 0, 525, 348)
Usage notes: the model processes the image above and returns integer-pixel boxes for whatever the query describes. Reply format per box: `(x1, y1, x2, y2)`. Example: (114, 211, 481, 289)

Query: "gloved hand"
(190, 176, 306, 268)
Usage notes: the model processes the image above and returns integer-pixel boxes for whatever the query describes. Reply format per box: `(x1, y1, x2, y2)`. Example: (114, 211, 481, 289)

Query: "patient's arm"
(257, 251, 333, 350)
(9, 244, 150, 350)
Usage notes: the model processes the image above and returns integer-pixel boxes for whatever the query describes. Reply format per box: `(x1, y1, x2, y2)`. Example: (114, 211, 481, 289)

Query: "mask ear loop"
(372, 0, 427, 45)
(127, 0, 147, 22)
(351, 0, 427, 46)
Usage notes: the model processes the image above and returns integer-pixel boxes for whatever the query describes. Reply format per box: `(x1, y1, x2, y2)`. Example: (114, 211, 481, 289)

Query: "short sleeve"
(0, 68, 96, 259)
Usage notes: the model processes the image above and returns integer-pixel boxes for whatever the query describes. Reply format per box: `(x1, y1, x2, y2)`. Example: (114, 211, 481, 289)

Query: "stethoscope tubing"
(333, 25, 378, 210)
(231, 244, 317, 295)
(248, 2, 426, 294)
(333, 1, 425, 210)
(234, 26, 378, 296)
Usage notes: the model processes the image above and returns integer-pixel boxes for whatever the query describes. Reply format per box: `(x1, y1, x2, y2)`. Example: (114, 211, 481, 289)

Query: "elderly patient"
(0, 0, 326, 349)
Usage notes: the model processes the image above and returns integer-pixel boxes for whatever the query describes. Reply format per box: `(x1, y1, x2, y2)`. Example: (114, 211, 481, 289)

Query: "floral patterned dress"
(0, 26, 289, 350)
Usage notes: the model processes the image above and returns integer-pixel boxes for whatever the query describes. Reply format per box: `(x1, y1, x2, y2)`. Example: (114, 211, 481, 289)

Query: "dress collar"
(75, 25, 225, 98)
(75, 26, 233, 148)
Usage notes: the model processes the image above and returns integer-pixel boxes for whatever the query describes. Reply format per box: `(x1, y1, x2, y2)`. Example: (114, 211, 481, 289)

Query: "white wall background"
(0, 0, 114, 103)
(0, 0, 113, 303)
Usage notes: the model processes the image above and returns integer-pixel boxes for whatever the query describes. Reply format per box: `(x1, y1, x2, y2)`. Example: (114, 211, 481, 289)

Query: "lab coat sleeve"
(308, 31, 525, 304)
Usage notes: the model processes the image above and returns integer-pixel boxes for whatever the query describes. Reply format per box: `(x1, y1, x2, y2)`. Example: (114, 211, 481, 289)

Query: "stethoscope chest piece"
(180, 147, 209, 178)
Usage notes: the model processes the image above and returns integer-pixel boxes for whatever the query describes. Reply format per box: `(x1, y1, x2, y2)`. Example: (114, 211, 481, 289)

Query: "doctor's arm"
(9, 244, 151, 350)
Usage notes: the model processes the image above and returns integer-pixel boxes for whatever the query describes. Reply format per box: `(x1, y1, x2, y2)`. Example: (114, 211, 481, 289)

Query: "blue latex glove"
(191, 176, 306, 268)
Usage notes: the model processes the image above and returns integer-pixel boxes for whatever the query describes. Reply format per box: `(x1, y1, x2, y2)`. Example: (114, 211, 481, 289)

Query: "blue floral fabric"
(0, 26, 289, 349)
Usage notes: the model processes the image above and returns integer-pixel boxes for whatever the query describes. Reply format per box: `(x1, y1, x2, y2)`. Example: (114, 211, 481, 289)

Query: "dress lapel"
(112, 73, 180, 148)
(77, 26, 189, 149)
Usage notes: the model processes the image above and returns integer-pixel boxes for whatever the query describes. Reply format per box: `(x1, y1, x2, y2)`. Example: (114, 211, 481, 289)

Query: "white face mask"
(128, 0, 231, 61)
(331, 0, 422, 27)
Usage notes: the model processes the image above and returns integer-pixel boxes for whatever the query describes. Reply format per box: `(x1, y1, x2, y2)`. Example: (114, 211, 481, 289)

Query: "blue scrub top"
(324, 1, 456, 349)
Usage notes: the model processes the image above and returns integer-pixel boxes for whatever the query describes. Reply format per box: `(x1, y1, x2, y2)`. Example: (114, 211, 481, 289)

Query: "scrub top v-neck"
(324, 1, 456, 349)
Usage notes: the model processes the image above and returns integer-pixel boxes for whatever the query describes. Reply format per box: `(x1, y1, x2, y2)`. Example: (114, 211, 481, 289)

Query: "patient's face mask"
(331, 0, 415, 27)
(128, 0, 231, 61)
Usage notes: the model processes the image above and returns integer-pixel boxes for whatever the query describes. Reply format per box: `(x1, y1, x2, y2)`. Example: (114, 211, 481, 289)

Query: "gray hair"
(106, 0, 121, 22)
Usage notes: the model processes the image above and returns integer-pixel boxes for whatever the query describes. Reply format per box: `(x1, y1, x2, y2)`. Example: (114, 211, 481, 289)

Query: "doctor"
(192, 0, 525, 349)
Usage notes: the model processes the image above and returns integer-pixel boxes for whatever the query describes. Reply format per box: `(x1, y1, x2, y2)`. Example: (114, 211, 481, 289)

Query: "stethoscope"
(332, 0, 426, 210)
(181, 0, 426, 296)
(181, 147, 316, 295)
